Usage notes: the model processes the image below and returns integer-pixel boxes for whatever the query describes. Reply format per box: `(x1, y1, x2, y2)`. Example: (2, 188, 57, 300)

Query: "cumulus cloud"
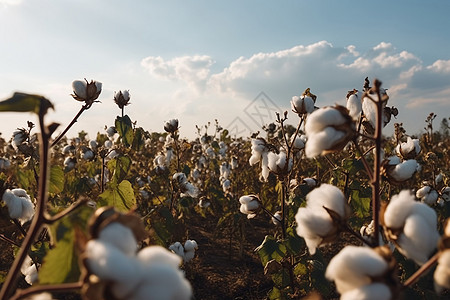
(140, 41, 450, 135)
(141, 55, 214, 91)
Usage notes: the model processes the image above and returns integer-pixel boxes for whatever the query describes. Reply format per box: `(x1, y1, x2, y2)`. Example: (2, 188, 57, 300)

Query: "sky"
(1, 0, 450, 141)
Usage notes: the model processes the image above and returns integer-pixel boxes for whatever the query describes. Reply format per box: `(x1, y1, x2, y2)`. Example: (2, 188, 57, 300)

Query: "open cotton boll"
(388, 159, 419, 182)
(2, 188, 35, 224)
(383, 190, 415, 229)
(416, 186, 439, 205)
(295, 184, 348, 254)
(25, 292, 54, 300)
(169, 242, 185, 259)
(239, 195, 260, 217)
(85, 240, 142, 299)
(21, 256, 38, 285)
(396, 137, 421, 159)
(128, 264, 192, 300)
(305, 106, 349, 133)
(434, 250, 450, 293)
(399, 213, 439, 265)
(340, 282, 392, 300)
(97, 222, 138, 257)
(249, 138, 266, 165)
(184, 240, 198, 262)
(305, 127, 346, 158)
(325, 246, 388, 294)
(137, 246, 182, 268)
(346, 93, 362, 121)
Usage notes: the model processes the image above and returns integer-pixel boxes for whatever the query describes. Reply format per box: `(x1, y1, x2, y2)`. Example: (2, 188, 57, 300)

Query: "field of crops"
(0, 78, 449, 300)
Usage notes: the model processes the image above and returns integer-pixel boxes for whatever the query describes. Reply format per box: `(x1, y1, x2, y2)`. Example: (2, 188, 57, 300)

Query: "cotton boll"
(295, 208, 333, 254)
(434, 250, 450, 293)
(383, 190, 415, 229)
(388, 159, 419, 182)
(2, 188, 35, 224)
(239, 195, 260, 215)
(85, 240, 142, 299)
(416, 186, 439, 205)
(98, 222, 138, 257)
(169, 242, 185, 259)
(305, 127, 346, 158)
(325, 246, 388, 294)
(399, 213, 439, 265)
(340, 282, 392, 300)
(128, 263, 192, 300)
(184, 240, 198, 262)
(305, 107, 348, 133)
(21, 256, 38, 285)
(26, 292, 54, 300)
(346, 93, 362, 121)
(272, 211, 282, 225)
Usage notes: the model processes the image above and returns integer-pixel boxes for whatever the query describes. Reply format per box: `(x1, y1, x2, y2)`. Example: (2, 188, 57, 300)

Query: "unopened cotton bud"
(114, 90, 131, 109)
(71, 79, 102, 104)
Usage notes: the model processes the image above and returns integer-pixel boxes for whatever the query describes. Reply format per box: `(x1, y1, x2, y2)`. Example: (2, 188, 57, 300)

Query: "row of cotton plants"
(0, 77, 449, 300)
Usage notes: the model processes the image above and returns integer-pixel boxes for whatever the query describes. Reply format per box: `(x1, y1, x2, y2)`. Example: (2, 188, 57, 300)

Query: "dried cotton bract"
(295, 184, 350, 254)
(304, 105, 355, 158)
(325, 246, 393, 300)
(382, 190, 439, 265)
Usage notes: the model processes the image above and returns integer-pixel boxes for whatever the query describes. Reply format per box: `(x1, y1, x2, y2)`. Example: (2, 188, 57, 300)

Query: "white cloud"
(141, 55, 214, 91)
(0, 0, 22, 6)
(138, 41, 450, 136)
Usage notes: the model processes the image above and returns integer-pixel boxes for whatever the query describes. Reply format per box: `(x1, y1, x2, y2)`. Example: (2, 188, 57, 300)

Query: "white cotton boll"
(386, 156, 401, 165)
(169, 242, 185, 259)
(104, 139, 113, 149)
(2, 188, 35, 224)
(272, 211, 282, 225)
(291, 95, 315, 114)
(291, 135, 305, 151)
(239, 195, 260, 215)
(62, 145, 75, 154)
(184, 240, 197, 262)
(21, 256, 38, 285)
(82, 150, 94, 160)
(388, 159, 418, 182)
(383, 190, 415, 229)
(89, 140, 97, 150)
(98, 222, 137, 257)
(173, 172, 187, 184)
(26, 292, 54, 300)
(305, 127, 346, 158)
(260, 152, 270, 181)
(396, 137, 421, 158)
(85, 240, 142, 299)
(325, 246, 388, 294)
(222, 179, 231, 192)
(182, 182, 199, 198)
(398, 212, 439, 265)
(198, 198, 210, 208)
(416, 186, 439, 205)
(435, 173, 443, 185)
(441, 187, 450, 202)
(346, 93, 362, 121)
(108, 150, 119, 159)
(165, 148, 174, 165)
(106, 126, 116, 138)
(340, 282, 392, 300)
(295, 184, 347, 254)
(362, 97, 377, 127)
(434, 250, 450, 293)
(307, 184, 347, 217)
(305, 106, 348, 134)
(295, 208, 332, 254)
(0, 158, 11, 169)
(128, 264, 192, 300)
(137, 246, 182, 268)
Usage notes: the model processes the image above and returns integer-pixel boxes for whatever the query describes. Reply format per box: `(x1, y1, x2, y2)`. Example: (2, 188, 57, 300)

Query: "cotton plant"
(82, 208, 192, 300)
(169, 240, 198, 263)
(382, 190, 439, 265)
(325, 246, 398, 300)
(2, 188, 35, 224)
(295, 184, 350, 254)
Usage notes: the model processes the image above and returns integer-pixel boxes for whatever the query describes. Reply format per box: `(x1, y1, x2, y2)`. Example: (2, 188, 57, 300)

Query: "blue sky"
(1, 0, 450, 140)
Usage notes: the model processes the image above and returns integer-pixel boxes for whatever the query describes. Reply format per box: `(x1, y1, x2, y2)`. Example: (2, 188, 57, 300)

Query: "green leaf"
(342, 158, 364, 176)
(293, 262, 307, 276)
(271, 269, 291, 289)
(131, 127, 145, 151)
(49, 165, 65, 194)
(108, 156, 132, 184)
(115, 115, 134, 147)
(255, 235, 287, 266)
(284, 227, 304, 255)
(39, 226, 80, 284)
(98, 180, 136, 212)
(0, 92, 53, 114)
(349, 181, 371, 219)
(16, 168, 34, 190)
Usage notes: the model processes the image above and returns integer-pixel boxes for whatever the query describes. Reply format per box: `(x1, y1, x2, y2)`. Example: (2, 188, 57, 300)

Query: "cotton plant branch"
(403, 251, 440, 288)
